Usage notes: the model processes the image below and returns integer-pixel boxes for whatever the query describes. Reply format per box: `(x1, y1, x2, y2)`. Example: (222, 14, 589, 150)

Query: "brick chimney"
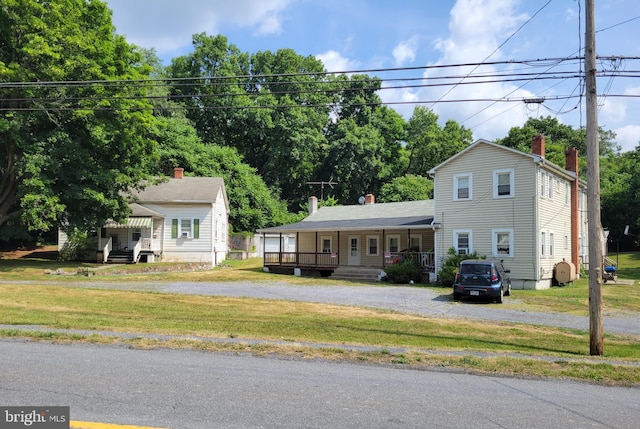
(565, 147, 580, 276)
(309, 196, 318, 215)
(173, 167, 184, 179)
(532, 134, 545, 158)
(364, 194, 375, 205)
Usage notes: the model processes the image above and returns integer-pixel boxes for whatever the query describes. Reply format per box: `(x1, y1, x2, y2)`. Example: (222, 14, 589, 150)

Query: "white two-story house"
(428, 136, 588, 289)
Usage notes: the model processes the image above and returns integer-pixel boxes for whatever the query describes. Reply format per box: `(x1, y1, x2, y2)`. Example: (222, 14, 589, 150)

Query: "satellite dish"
(358, 196, 365, 205)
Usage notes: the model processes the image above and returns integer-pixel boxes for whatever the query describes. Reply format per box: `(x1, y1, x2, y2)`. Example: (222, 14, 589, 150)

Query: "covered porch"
(98, 203, 164, 264)
(257, 198, 437, 279)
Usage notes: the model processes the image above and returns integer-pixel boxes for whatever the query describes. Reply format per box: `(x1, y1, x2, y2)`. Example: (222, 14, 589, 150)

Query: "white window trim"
(541, 231, 546, 257)
(453, 173, 473, 201)
(366, 235, 380, 256)
(549, 231, 555, 257)
(453, 229, 472, 255)
(493, 168, 515, 198)
(387, 234, 400, 253)
(180, 219, 193, 239)
(321, 236, 333, 253)
(409, 235, 422, 252)
(492, 228, 514, 257)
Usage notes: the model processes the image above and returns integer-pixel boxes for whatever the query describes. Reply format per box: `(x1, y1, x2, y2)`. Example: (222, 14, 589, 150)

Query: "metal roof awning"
(103, 217, 153, 229)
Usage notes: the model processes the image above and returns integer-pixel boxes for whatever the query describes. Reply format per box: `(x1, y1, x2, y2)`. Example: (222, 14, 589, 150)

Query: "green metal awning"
(103, 217, 153, 229)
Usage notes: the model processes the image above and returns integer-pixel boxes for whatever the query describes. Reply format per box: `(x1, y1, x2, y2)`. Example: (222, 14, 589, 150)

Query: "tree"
(404, 106, 472, 176)
(0, 0, 157, 236)
(378, 174, 434, 203)
(497, 116, 619, 175)
(150, 113, 296, 232)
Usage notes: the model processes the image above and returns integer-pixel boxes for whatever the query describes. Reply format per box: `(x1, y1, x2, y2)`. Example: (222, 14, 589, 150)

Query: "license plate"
(470, 291, 480, 296)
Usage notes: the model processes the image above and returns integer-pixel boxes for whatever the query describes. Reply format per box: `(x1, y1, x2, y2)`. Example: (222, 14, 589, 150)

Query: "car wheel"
(453, 292, 461, 302)
(496, 287, 504, 304)
(505, 283, 511, 296)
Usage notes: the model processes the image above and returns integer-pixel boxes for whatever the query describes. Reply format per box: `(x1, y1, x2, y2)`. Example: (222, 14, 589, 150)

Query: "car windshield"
(460, 263, 491, 275)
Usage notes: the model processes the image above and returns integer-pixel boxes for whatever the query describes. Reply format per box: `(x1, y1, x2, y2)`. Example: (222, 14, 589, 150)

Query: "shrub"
(438, 247, 483, 287)
(384, 258, 422, 284)
(58, 229, 94, 261)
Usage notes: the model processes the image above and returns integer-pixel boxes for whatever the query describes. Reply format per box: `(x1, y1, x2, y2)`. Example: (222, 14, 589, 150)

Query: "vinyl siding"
(144, 203, 216, 263)
(433, 142, 583, 289)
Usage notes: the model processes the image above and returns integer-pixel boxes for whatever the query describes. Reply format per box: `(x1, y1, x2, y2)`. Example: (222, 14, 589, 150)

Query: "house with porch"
(260, 136, 594, 289)
(257, 195, 437, 281)
(60, 168, 230, 266)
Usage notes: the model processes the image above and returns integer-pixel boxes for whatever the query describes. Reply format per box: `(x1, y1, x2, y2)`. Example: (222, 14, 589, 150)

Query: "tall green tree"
(378, 174, 434, 203)
(0, 0, 157, 235)
(404, 106, 472, 176)
(497, 116, 619, 174)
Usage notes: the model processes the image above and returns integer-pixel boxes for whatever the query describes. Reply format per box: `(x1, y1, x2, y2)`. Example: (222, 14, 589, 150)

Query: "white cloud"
(414, 0, 533, 140)
(105, 0, 294, 54)
(315, 51, 359, 73)
(392, 36, 419, 66)
(613, 125, 640, 152)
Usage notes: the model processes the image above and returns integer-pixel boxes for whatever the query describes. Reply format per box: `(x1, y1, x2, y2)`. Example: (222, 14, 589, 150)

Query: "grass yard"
(1, 246, 640, 386)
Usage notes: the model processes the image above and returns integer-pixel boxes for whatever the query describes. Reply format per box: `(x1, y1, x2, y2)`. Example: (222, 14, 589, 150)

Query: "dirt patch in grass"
(0, 245, 58, 260)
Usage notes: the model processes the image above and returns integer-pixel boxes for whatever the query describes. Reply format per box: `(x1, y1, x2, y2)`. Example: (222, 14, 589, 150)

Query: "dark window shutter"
(194, 219, 200, 239)
(171, 219, 178, 238)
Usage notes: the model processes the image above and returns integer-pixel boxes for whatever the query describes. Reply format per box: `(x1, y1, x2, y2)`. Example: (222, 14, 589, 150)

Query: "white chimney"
(309, 196, 318, 215)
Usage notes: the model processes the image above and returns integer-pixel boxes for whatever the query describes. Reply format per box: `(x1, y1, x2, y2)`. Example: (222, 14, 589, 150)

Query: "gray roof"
(129, 177, 228, 205)
(128, 203, 164, 218)
(258, 200, 435, 233)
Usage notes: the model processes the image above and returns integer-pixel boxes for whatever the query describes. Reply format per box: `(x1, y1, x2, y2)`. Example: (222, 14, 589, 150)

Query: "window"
(387, 235, 400, 253)
(541, 231, 546, 256)
(548, 176, 554, 199)
(540, 171, 546, 197)
(321, 236, 332, 253)
(493, 169, 514, 198)
(564, 234, 569, 250)
(454, 173, 472, 200)
(549, 232, 555, 256)
(367, 236, 379, 256)
(409, 236, 422, 252)
(171, 218, 200, 239)
(492, 229, 514, 257)
(132, 229, 141, 242)
(565, 183, 570, 205)
(454, 229, 472, 255)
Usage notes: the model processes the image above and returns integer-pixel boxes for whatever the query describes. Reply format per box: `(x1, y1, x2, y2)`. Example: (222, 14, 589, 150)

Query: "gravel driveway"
(63, 280, 640, 336)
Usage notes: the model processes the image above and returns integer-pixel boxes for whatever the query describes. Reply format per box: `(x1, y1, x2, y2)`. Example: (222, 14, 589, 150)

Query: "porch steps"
(106, 250, 134, 264)
(330, 266, 384, 282)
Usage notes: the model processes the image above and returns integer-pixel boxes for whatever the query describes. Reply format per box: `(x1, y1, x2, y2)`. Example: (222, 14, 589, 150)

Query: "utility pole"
(585, 0, 604, 356)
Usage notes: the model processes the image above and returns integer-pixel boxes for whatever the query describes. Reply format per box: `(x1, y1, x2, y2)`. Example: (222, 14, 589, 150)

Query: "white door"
(348, 236, 360, 266)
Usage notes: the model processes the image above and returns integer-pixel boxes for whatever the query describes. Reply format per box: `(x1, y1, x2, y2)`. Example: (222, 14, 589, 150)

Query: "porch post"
(315, 231, 318, 266)
(279, 233, 283, 265)
(382, 230, 386, 267)
(337, 231, 340, 265)
(296, 232, 299, 265)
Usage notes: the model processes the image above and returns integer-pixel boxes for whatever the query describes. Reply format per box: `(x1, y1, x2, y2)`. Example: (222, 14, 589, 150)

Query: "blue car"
(453, 260, 511, 303)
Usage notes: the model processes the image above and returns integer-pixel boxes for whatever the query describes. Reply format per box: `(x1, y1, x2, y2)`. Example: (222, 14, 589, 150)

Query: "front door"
(348, 235, 360, 266)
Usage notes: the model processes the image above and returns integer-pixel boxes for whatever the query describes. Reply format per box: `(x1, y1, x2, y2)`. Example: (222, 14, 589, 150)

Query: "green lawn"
(1, 250, 639, 386)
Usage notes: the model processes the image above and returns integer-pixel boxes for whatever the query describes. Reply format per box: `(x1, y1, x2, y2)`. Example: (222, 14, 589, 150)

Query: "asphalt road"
(2, 340, 639, 429)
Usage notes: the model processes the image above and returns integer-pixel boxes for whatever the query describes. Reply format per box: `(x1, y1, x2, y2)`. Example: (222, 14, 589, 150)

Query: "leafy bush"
(438, 247, 483, 287)
(384, 258, 422, 284)
(58, 229, 94, 261)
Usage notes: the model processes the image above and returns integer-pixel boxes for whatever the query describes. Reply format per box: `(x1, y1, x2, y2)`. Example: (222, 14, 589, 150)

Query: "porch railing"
(263, 251, 434, 272)
(264, 252, 339, 267)
(385, 252, 435, 272)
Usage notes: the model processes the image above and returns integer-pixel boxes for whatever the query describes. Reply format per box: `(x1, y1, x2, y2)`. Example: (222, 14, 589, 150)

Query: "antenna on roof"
(306, 177, 338, 200)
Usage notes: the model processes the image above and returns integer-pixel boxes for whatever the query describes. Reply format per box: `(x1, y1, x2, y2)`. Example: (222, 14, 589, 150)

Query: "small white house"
(60, 168, 230, 266)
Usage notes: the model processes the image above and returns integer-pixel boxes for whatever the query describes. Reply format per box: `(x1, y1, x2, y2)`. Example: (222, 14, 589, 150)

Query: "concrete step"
(330, 266, 384, 282)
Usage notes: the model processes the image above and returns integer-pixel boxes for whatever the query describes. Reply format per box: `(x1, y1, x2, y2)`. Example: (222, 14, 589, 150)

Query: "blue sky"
(104, 0, 640, 152)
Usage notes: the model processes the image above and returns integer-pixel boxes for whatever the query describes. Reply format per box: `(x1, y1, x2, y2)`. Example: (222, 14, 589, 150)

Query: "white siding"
(144, 203, 219, 264)
(432, 142, 584, 289)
